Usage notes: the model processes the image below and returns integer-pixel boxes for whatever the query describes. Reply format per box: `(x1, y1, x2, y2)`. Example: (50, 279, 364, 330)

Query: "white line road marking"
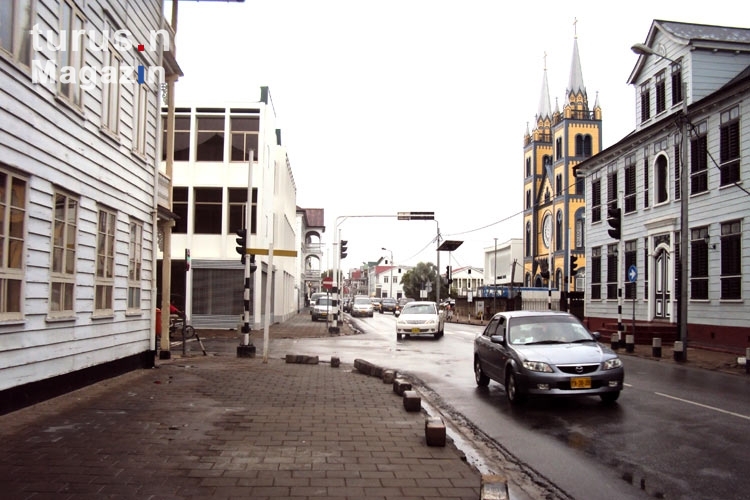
(655, 392, 750, 421)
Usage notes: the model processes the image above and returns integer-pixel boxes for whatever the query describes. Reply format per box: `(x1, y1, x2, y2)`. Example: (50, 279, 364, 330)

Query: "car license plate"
(411, 328, 421, 333)
(570, 377, 591, 389)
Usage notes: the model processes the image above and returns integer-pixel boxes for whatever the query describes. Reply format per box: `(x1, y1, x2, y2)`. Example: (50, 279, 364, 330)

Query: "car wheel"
(474, 357, 489, 387)
(600, 391, 621, 403)
(397, 333, 402, 340)
(369, 313, 373, 318)
(433, 332, 440, 339)
(505, 371, 525, 404)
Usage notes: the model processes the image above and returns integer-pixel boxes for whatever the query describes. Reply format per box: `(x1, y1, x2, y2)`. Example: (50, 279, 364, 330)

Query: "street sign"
(246, 247, 297, 257)
(322, 277, 333, 290)
(397, 211, 434, 220)
(628, 265, 638, 283)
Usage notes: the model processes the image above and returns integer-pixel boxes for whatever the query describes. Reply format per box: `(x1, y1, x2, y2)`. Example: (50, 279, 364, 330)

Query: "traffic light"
(340, 240, 348, 259)
(570, 254, 579, 274)
(607, 205, 621, 240)
(235, 228, 247, 264)
(446, 266, 453, 285)
(541, 270, 550, 279)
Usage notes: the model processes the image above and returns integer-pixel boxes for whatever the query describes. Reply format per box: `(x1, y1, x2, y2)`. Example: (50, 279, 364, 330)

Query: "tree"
(401, 261, 441, 302)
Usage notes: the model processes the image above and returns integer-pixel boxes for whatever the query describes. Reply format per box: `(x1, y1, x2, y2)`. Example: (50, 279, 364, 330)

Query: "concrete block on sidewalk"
(354, 358, 376, 375)
(393, 378, 412, 395)
(425, 416, 446, 447)
(330, 356, 340, 368)
(285, 354, 319, 364)
(382, 369, 396, 384)
(480, 474, 509, 500)
(403, 390, 421, 412)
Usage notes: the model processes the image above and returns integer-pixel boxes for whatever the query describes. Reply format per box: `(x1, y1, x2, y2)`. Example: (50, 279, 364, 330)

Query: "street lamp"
(631, 42, 689, 360)
(381, 247, 393, 298)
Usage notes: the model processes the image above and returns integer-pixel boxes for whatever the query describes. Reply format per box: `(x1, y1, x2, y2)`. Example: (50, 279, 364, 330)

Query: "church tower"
(522, 29, 602, 293)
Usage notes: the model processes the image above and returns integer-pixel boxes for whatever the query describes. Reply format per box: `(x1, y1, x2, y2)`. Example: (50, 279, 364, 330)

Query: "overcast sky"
(168, 0, 743, 273)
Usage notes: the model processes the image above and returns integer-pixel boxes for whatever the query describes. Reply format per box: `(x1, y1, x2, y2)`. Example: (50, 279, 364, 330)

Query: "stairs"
(596, 320, 678, 345)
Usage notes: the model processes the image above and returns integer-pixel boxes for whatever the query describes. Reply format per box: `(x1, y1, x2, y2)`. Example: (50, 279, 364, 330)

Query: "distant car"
(380, 297, 398, 314)
(395, 297, 414, 313)
(311, 297, 333, 322)
(351, 296, 374, 318)
(473, 311, 624, 405)
(395, 301, 444, 340)
(309, 292, 327, 315)
(371, 298, 382, 312)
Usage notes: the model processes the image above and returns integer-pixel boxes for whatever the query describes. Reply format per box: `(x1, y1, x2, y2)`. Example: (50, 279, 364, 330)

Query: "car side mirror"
(490, 334, 504, 344)
(591, 331, 601, 341)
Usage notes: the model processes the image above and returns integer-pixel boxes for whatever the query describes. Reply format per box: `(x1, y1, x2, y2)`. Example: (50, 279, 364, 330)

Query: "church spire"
(567, 19, 587, 100)
(537, 52, 552, 120)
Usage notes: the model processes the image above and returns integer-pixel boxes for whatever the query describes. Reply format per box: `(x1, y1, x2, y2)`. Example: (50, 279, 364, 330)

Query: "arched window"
(575, 208, 585, 249)
(525, 221, 531, 256)
(575, 134, 593, 157)
(655, 155, 669, 204)
(556, 210, 563, 251)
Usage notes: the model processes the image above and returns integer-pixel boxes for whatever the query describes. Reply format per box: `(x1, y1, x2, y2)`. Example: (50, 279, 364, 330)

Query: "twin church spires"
(522, 24, 602, 290)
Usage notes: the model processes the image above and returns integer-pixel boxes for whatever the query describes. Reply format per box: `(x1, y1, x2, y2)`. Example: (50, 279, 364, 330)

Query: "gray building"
(576, 20, 750, 353)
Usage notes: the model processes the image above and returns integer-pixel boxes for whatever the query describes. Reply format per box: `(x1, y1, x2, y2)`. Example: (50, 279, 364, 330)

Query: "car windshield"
(354, 298, 370, 304)
(507, 317, 594, 345)
(402, 304, 436, 315)
(317, 298, 331, 306)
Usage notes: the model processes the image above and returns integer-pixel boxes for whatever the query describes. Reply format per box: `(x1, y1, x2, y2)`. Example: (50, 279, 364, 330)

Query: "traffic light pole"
(237, 150, 256, 357)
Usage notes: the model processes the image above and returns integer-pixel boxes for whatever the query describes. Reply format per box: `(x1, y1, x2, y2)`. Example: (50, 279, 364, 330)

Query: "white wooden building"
(576, 20, 750, 353)
(0, 0, 179, 401)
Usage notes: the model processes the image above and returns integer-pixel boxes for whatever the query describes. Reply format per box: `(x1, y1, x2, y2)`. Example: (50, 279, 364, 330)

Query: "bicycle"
(168, 314, 206, 356)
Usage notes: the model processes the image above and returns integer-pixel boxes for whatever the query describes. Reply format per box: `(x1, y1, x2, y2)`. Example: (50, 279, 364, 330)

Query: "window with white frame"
(0, 168, 26, 318)
(720, 220, 741, 300)
(719, 106, 740, 186)
(128, 220, 143, 310)
(58, 0, 86, 107)
(690, 121, 708, 194)
(102, 44, 122, 134)
(655, 154, 669, 204)
(590, 246, 601, 300)
(606, 243, 617, 299)
(50, 191, 78, 314)
(0, 0, 34, 67)
(95, 208, 117, 312)
(690, 226, 709, 300)
(133, 82, 148, 154)
(640, 83, 651, 122)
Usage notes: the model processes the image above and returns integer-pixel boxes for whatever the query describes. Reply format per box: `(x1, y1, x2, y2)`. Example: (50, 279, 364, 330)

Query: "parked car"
(395, 301, 444, 340)
(395, 297, 414, 313)
(473, 311, 624, 405)
(311, 297, 333, 322)
(309, 292, 327, 315)
(380, 297, 398, 314)
(351, 296, 374, 318)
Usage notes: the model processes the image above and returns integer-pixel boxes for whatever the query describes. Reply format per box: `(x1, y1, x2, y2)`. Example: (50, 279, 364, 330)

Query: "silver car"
(351, 296, 374, 318)
(473, 311, 624, 404)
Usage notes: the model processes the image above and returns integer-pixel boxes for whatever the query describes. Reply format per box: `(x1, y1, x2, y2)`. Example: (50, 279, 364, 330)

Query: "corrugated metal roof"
(658, 20, 750, 44)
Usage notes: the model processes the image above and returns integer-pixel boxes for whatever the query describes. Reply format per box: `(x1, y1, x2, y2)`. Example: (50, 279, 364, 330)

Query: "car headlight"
(602, 358, 623, 370)
(522, 360, 554, 373)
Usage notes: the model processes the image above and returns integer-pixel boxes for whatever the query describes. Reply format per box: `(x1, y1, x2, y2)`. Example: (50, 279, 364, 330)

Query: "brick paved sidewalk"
(0, 354, 483, 500)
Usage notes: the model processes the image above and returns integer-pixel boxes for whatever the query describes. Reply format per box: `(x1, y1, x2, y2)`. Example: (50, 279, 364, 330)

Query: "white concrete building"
(0, 0, 179, 399)
(483, 238, 524, 289)
(160, 88, 298, 329)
